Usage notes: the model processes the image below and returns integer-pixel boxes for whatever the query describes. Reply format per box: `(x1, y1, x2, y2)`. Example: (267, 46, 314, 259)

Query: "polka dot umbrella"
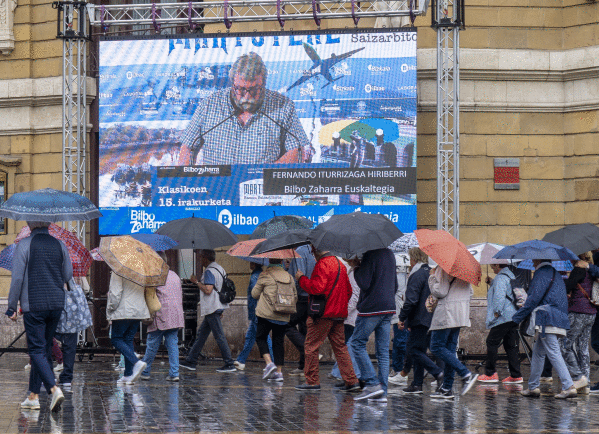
(415, 229, 482, 285)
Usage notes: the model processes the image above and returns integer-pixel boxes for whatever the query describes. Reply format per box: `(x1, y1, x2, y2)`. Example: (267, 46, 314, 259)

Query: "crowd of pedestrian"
(7, 222, 599, 414)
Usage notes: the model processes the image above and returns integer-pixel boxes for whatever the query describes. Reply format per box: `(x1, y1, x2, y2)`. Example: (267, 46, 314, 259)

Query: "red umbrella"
(414, 229, 481, 285)
(15, 224, 93, 277)
(227, 239, 301, 259)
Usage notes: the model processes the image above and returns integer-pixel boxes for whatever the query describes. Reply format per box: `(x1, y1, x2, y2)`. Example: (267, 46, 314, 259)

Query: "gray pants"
(529, 333, 573, 391)
(560, 312, 596, 381)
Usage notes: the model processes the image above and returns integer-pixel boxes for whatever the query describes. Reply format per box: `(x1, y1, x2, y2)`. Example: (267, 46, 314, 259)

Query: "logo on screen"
(401, 64, 417, 73)
(218, 209, 233, 228)
(365, 84, 385, 93)
(130, 210, 165, 233)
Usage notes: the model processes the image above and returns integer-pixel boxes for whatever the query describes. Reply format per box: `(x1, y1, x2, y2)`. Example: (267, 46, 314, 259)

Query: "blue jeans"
(142, 328, 180, 377)
(529, 332, 573, 391)
(330, 333, 361, 379)
(391, 324, 410, 373)
(24, 310, 62, 394)
(186, 310, 233, 366)
(110, 319, 140, 377)
(351, 314, 392, 393)
(54, 332, 78, 384)
(236, 314, 273, 364)
(430, 327, 470, 390)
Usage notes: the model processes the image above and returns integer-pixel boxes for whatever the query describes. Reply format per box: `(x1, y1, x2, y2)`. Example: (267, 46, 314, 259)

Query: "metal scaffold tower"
(432, 0, 463, 237)
(54, 0, 463, 239)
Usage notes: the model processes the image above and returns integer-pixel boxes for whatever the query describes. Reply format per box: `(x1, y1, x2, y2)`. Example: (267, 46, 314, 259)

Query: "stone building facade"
(0, 0, 598, 355)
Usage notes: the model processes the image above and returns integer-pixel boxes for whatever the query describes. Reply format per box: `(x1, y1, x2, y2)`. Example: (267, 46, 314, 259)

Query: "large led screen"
(98, 29, 417, 234)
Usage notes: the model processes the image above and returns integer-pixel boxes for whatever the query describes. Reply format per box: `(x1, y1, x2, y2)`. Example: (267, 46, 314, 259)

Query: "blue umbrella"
(494, 240, 578, 262)
(517, 259, 573, 272)
(0, 244, 16, 271)
(129, 233, 178, 252)
(0, 188, 101, 222)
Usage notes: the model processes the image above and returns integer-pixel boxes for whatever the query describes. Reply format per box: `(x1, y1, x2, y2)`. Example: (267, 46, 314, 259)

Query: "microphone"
(258, 110, 308, 164)
(187, 112, 238, 165)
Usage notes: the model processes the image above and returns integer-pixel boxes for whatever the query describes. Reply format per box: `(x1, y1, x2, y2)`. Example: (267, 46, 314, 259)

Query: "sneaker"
(130, 361, 147, 383)
(368, 396, 388, 403)
(166, 375, 179, 382)
(579, 386, 590, 395)
(539, 376, 553, 383)
(337, 382, 361, 392)
(141, 374, 150, 381)
(433, 372, 444, 392)
(461, 373, 479, 396)
(50, 388, 64, 412)
(289, 368, 305, 377)
(233, 361, 245, 371)
(502, 376, 524, 384)
(117, 375, 131, 385)
(269, 372, 284, 382)
(431, 388, 454, 399)
(520, 388, 541, 398)
(53, 363, 64, 373)
(20, 397, 40, 410)
(388, 372, 408, 386)
(327, 372, 341, 380)
(179, 360, 197, 371)
(24, 363, 31, 370)
(354, 384, 384, 401)
(590, 382, 599, 394)
(57, 382, 72, 388)
(573, 376, 589, 390)
(478, 373, 498, 383)
(555, 386, 577, 399)
(295, 383, 321, 391)
(403, 384, 423, 394)
(262, 362, 277, 380)
(216, 364, 236, 373)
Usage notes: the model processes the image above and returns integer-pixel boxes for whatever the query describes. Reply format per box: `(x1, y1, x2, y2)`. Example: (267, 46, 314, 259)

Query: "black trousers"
(256, 317, 287, 367)
(285, 297, 308, 369)
(485, 321, 522, 378)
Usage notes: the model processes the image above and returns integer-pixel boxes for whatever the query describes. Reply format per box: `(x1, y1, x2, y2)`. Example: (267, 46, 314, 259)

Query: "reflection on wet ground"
(1, 355, 599, 433)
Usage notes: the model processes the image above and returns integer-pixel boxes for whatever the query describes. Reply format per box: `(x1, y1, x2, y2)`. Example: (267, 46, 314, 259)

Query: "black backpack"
(210, 267, 237, 304)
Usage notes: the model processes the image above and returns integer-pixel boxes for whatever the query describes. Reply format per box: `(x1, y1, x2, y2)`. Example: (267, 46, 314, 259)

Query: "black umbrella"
(155, 216, 237, 250)
(542, 223, 599, 256)
(249, 215, 314, 240)
(251, 229, 312, 255)
(309, 211, 402, 256)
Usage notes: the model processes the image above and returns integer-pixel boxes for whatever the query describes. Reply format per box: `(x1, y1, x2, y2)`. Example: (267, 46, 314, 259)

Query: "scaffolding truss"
(54, 0, 463, 241)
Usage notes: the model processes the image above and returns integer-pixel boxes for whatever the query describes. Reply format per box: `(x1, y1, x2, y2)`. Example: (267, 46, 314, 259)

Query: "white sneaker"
(388, 373, 408, 386)
(130, 361, 147, 383)
(53, 363, 64, 373)
(234, 361, 245, 371)
(50, 388, 64, 412)
(117, 375, 131, 385)
(20, 397, 40, 410)
(573, 376, 589, 390)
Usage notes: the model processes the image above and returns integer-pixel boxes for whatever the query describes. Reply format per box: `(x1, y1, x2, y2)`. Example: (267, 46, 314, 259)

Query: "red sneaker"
(502, 376, 524, 384)
(478, 373, 499, 383)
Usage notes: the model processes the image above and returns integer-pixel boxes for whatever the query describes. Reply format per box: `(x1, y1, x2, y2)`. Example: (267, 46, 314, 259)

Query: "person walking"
(107, 271, 150, 385)
(512, 260, 576, 399)
(428, 267, 479, 399)
(181, 249, 236, 373)
(560, 253, 599, 393)
(389, 258, 411, 387)
(399, 247, 444, 394)
(6, 221, 72, 412)
(351, 247, 397, 402)
(140, 252, 185, 382)
(478, 263, 523, 384)
(252, 259, 297, 382)
(294, 247, 359, 392)
(234, 261, 273, 371)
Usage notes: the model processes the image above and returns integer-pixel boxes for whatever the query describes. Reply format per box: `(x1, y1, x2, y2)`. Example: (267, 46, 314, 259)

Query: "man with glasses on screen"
(178, 52, 312, 166)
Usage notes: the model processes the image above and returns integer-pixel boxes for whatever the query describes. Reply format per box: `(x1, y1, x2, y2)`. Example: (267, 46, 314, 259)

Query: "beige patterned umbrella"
(99, 235, 169, 287)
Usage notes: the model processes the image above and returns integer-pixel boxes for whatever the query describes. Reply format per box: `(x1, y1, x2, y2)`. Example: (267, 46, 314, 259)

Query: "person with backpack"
(478, 263, 523, 384)
(181, 249, 236, 373)
(251, 259, 297, 382)
(294, 246, 360, 392)
(512, 260, 575, 399)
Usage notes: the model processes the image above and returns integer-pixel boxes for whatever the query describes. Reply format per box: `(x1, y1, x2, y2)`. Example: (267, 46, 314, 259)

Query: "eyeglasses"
(232, 84, 262, 97)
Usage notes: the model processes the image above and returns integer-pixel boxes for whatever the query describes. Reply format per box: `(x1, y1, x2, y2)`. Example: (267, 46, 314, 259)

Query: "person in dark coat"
(398, 247, 444, 394)
(6, 221, 72, 412)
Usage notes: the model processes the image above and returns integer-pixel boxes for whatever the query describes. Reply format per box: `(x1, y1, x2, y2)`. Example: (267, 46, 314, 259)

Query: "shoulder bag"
(520, 269, 556, 337)
(308, 259, 341, 319)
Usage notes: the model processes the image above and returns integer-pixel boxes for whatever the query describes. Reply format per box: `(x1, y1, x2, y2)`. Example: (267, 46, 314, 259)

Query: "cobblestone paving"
(2, 355, 599, 433)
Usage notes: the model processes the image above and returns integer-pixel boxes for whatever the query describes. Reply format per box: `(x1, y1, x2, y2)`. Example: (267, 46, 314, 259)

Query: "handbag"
(520, 269, 556, 337)
(426, 277, 455, 313)
(576, 282, 599, 306)
(308, 259, 341, 319)
(143, 287, 162, 325)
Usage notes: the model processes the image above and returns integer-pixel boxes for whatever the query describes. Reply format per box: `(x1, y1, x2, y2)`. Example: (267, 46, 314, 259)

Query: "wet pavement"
(2, 355, 599, 433)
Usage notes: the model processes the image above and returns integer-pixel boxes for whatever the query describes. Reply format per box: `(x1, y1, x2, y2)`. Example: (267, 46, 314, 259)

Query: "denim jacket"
(486, 267, 518, 329)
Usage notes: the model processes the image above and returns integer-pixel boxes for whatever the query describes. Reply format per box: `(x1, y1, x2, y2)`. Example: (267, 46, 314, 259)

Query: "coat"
(353, 248, 397, 316)
(399, 262, 433, 329)
(428, 267, 473, 331)
(106, 272, 151, 321)
(486, 267, 518, 329)
(298, 255, 352, 319)
(252, 265, 296, 323)
(512, 263, 570, 331)
(148, 270, 184, 332)
(56, 278, 93, 334)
